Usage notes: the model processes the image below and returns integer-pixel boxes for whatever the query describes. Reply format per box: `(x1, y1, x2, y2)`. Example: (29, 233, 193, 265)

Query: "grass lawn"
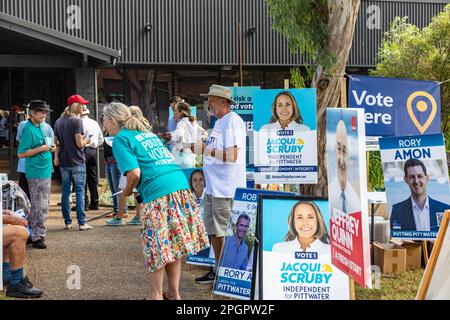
(355, 269, 424, 300)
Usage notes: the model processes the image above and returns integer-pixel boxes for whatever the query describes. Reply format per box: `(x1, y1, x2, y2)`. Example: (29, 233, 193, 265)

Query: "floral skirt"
(140, 189, 209, 273)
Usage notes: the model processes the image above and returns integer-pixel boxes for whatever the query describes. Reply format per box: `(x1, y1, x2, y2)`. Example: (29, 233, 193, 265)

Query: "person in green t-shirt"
(102, 102, 209, 300)
(17, 100, 55, 250)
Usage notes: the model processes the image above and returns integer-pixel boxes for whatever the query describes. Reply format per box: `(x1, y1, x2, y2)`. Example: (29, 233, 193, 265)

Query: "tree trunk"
(141, 70, 158, 128)
(115, 69, 159, 128)
(304, 0, 361, 197)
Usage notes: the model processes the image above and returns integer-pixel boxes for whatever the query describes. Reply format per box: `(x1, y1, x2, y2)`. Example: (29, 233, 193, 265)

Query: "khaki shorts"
(203, 193, 233, 237)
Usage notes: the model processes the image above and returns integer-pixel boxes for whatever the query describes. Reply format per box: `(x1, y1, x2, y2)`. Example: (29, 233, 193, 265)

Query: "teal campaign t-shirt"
(112, 128, 189, 203)
(17, 120, 53, 179)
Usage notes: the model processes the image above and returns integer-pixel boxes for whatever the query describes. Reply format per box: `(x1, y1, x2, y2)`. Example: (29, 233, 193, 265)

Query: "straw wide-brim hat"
(200, 84, 237, 104)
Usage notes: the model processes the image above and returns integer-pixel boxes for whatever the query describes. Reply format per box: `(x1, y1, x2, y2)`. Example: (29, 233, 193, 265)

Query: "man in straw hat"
(191, 84, 247, 283)
(17, 100, 55, 249)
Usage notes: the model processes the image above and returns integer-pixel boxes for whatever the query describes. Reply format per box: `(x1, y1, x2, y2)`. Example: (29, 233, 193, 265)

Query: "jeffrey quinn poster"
(326, 108, 372, 288)
(379, 134, 450, 240)
(258, 195, 349, 300)
(253, 89, 317, 184)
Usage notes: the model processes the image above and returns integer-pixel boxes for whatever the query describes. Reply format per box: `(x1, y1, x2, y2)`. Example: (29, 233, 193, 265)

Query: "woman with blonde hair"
(166, 101, 208, 168)
(272, 201, 330, 255)
(129, 105, 152, 131)
(106, 105, 150, 226)
(102, 101, 209, 300)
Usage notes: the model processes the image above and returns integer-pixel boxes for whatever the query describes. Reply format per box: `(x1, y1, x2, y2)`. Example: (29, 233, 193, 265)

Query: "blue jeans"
(61, 165, 86, 225)
(105, 162, 126, 212)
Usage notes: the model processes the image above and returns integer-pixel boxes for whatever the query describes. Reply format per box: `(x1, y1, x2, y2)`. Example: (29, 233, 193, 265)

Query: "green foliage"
(265, 0, 335, 68)
(371, 5, 450, 149)
(290, 66, 315, 88)
(368, 151, 385, 191)
(290, 67, 305, 88)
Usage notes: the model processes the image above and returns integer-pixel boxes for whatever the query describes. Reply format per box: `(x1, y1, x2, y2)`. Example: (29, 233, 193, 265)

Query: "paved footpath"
(19, 190, 227, 300)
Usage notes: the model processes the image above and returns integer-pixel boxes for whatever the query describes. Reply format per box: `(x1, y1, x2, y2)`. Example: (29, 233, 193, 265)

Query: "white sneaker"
(79, 224, 93, 231)
(64, 224, 72, 230)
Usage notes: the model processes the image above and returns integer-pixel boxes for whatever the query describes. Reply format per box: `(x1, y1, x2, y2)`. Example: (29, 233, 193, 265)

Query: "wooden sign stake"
(422, 240, 429, 266)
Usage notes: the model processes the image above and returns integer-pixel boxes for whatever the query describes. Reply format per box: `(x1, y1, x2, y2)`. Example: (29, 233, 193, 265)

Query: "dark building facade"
(0, 0, 447, 178)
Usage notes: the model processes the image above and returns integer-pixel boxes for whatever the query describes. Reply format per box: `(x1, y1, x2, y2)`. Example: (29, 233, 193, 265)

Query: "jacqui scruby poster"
(258, 195, 349, 300)
(253, 89, 317, 184)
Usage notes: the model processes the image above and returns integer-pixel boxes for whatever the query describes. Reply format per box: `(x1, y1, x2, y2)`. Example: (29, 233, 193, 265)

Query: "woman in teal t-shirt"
(17, 100, 55, 250)
(102, 102, 209, 300)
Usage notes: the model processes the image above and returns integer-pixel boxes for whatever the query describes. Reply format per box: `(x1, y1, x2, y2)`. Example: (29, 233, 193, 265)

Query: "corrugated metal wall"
(0, 0, 446, 66)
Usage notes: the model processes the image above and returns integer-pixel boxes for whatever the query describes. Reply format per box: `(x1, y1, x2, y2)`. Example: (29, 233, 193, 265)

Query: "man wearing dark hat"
(17, 100, 55, 249)
(54, 95, 93, 231)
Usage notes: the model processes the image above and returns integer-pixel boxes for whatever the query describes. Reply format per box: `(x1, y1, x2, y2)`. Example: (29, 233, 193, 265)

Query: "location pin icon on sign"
(406, 91, 437, 134)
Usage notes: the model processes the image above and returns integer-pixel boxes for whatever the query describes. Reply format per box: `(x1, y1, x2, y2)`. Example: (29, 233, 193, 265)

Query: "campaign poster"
(182, 168, 215, 267)
(349, 75, 441, 137)
(326, 108, 372, 288)
(253, 89, 317, 184)
(213, 188, 294, 300)
(258, 195, 350, 300)
(227, 86, 260, 167)
(168, 105, 197, 120)
(379, 134, 450, 240)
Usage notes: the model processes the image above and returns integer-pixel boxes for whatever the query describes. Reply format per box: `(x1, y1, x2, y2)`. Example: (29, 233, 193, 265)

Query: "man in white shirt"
(80, 106, 104, 210)
(328, 120, 360, 217)
(191, 84, 247, 283)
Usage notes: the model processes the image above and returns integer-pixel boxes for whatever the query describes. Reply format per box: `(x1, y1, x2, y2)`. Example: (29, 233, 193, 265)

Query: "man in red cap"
(54, 95, 93, 231)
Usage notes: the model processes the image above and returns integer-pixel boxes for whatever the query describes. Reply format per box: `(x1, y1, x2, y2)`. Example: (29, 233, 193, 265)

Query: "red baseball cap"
(67, 95, 89, 106)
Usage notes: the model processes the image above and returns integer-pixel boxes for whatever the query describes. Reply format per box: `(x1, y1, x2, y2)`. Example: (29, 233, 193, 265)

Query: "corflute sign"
(349, 75, 441, 137)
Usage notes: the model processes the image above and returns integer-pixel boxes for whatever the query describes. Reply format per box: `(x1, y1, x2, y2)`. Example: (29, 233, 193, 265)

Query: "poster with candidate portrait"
(213, 188, 294, 300)
(349, 75, 441, 137)
(253, 89, 317, 184)
(182, 168, 215, 267)
(227, 86, 260, 167)
(257, 195, 350, 300)
(168, 106, 197, 122)
(379, 134, 450, 240)
(326, 108, 372, 288)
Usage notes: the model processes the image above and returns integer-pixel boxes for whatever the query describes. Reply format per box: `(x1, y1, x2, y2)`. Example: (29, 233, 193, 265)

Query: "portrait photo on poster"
(380, 134, 450, 240)
(214, 188, 294, 300)
(256, 194, 350, 301)
(384, 159, 450, 234)
(182, 168, 216, 267)
(252, 88, 317, 184)
(326, 112, 362, 217)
